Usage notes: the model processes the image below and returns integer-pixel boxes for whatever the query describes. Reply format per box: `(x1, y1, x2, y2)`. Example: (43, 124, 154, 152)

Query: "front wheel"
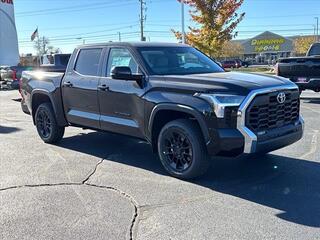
(35, 103, 65, 143)
(157, 119, 210, 179)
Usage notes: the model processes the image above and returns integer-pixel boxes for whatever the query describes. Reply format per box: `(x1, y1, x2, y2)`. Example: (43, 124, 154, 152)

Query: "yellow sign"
(251, 38, 285, 46)
(251, 38, 286, 53)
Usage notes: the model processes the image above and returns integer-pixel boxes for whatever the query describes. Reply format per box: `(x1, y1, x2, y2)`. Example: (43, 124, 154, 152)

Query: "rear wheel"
(35, 103, 65, 143)
(157, 119, 210, 179)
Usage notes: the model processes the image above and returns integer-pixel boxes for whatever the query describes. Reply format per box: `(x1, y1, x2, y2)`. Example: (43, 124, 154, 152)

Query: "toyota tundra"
(20, 42, 304, 179)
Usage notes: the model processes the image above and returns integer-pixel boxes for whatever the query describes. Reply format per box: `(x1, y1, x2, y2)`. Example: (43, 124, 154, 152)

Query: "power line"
(17, 21, 139, 33)
(18, 27, 315, 44)
(16, 1, 137, 17)
(16, 1, 129, 15)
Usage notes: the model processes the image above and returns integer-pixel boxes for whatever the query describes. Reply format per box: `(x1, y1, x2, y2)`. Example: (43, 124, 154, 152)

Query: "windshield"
(137, 46, 224, 75)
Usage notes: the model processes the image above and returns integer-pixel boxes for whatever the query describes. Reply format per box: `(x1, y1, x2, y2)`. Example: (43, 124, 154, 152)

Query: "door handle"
(63, 81, 73, 87)
(98, 84, 109, 91)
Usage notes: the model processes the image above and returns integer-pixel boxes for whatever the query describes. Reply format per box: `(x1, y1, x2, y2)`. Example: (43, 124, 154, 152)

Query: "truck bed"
(21, 71, 65, 103)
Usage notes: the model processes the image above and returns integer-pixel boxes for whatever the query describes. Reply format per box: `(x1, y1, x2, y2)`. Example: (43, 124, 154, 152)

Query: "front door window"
(106, 48, 138, 76)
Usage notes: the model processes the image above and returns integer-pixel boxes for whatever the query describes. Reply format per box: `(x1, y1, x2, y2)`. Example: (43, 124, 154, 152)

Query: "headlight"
(195, 93, 245, 118)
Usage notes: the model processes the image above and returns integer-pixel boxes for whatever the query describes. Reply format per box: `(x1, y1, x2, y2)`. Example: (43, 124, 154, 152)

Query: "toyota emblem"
(277, 92, 286, 104)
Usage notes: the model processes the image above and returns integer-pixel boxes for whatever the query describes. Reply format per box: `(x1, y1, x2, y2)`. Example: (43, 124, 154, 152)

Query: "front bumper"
(255, 122, 303, 153)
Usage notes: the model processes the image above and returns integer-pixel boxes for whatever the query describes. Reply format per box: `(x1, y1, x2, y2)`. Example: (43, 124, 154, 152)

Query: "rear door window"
(75, 48, 102, 76)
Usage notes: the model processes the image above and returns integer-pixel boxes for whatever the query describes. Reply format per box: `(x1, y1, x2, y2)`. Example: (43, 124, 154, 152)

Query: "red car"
(222, 60, 240, 69)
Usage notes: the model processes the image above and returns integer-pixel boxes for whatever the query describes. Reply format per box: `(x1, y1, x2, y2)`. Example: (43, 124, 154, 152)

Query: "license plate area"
(297, 77, 308, 83)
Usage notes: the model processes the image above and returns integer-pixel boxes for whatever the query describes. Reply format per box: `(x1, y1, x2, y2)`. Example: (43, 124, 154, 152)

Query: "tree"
(293, 36, 315, 56)
(173, 0, 245, 58)
(220, 41, 244, 59)
(34, 37, 60, 56)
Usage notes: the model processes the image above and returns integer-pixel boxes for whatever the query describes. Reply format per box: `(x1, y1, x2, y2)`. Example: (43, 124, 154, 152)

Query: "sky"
(12, 0, 320, 54)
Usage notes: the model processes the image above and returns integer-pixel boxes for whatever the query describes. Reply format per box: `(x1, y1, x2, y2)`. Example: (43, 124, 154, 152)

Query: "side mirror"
(111, 66, 132, 80)
(111, 66, 143, 82)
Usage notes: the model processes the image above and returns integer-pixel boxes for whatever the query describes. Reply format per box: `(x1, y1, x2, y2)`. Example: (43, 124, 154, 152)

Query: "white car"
(0, 66, 14, 81)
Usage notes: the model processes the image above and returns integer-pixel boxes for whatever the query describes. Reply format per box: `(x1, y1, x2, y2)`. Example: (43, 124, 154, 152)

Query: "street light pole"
(139, 0, 146, 41)
(181, 1, 186, 44)
(118, 32, 121, 42)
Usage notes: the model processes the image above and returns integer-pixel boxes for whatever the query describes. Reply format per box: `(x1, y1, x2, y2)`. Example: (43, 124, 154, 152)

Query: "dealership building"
(233, 31, 312, 64)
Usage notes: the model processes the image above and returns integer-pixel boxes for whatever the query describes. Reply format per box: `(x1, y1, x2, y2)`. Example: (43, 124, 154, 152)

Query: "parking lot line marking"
(300, 130, 319, 159)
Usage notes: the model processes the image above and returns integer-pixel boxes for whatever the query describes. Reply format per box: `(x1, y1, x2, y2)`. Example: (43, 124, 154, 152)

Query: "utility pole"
(118, 32, 121, 42)
(139, 0, 146, 41)
(315, 17, 319, 42)
(42, 36, 46, 56)
(181, 1, 186, 44)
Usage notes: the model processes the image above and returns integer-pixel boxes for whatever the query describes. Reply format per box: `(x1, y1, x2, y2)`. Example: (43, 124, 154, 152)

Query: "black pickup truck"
(20, 42, 304, 179)
(276, 43, 320, 92)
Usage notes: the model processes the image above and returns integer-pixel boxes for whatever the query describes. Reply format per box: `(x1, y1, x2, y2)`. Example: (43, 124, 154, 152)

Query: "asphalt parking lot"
(0, 90, 320, 240)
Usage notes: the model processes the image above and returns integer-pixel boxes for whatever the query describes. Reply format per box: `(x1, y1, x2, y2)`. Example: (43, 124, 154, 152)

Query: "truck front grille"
(246, 90, 300, 133)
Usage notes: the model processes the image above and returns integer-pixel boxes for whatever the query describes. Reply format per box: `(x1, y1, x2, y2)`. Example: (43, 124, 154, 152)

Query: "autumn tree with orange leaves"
(173, 0, 245, 58)
(293, 36, 315, 56)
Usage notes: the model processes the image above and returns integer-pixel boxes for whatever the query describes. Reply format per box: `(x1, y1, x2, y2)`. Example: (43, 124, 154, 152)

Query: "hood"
(148, 72, 295, 95)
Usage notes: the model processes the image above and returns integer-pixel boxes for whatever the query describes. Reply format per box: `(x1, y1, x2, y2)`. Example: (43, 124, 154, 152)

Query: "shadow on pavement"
(11, 98, 22, 102)
(0, 125, 21, 134)
(58, 131, 320, 228)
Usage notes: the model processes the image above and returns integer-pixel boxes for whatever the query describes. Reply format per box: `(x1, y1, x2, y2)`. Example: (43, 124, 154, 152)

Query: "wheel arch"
(31, 90, 63, 126)
(148, 104, 210, 152)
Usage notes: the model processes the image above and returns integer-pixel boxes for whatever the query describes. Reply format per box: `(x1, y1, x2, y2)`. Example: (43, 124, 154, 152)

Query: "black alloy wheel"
(158, 119, 210, 179)
(161, 128, 193, 173)
(36, 108, 52, 138)
(35, 103, 65, 143)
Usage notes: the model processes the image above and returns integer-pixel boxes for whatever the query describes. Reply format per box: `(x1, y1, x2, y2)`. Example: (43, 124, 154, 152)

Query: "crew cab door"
(62, 48, 103, 129)
(98, 47, 146, 138)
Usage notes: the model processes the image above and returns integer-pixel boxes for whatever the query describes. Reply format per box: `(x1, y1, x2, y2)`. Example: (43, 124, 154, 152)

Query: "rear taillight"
(12, 70, 17, 80)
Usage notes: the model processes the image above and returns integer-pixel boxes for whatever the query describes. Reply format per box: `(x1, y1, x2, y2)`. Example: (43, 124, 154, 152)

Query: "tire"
(35, 103, 65, 143)
(157, 119, 210, 179)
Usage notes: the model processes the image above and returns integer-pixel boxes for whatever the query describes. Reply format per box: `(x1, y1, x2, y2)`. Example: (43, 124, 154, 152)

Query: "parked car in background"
(0, 66, 12, 81)
(20, 42, 304, 179)
(10, 66, 34, 89)
(221, 60, 241, 69)
(11, 66, 33, 80)
(235, 59, 250, 68)
(0, 65, 33, 89)
(276, 43, 320, 92)
(0, 66, 14, 89)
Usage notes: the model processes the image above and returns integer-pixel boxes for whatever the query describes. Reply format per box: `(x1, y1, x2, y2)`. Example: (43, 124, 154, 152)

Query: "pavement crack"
(0, 183, 81, 192)
(85, 183, 139, 240)
(81, 158, 140, 240)
(0, 159, 139, 239)
(82, 159, 104, 184)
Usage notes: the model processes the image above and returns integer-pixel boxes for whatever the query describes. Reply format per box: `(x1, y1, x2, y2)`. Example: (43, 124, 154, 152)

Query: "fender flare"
(30, 89, 61, 125)
(148, 103, 210, 143)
